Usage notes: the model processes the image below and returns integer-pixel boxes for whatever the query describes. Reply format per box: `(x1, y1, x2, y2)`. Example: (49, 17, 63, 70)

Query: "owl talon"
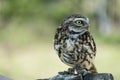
(72, 65, 89, 76)
(78, 67, 89, 76)
(67, 68, 75, 74)
(58, 71, 70, 75)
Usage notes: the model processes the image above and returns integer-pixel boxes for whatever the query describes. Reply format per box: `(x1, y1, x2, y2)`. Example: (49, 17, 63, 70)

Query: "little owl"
(54, 14, 97, 75)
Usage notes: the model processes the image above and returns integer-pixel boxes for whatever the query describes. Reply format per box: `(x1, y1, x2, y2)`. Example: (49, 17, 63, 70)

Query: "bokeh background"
(0, 0, 120, 80)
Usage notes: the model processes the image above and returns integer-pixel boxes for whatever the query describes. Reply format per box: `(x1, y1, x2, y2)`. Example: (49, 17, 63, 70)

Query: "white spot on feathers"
(66, 39, 74, 51)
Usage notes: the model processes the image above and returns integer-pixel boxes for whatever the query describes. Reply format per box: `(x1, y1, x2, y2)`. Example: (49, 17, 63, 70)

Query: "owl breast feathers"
(54, 14, 97, 73)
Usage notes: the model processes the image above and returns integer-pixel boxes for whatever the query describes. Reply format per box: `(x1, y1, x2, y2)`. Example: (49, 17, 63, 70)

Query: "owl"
(54, 14, 97, 74)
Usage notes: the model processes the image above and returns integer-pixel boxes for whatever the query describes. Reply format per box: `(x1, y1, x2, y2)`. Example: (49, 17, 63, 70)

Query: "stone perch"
(38, 73, 114, 80)
(0, 75, 12, 80)
(38, 65, 114, 80)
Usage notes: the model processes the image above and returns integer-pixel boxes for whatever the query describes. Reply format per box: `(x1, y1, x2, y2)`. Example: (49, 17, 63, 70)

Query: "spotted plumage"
(54, 14, 97, 74)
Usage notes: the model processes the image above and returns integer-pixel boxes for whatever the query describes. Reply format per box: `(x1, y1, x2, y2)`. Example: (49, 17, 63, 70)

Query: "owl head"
(61, 14, 90, 34)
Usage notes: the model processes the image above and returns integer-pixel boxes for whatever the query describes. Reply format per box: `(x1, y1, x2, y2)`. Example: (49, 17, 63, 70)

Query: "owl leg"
(73, 64, 88, 76)
(58, 67, 78, 75)
(89, 63, 97, 73)
(80, 63, 97, 76)
(59, 65, 85, 75)
(58, 63, 97, 75)
(73, 62, 97, 76)
(67, 67, 75, 74)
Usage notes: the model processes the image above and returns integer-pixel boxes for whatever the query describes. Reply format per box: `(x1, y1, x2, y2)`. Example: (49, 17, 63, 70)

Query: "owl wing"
(84, 35, 96, 59)
(90, 36, 96, 56)
(54, 26, 62, 56)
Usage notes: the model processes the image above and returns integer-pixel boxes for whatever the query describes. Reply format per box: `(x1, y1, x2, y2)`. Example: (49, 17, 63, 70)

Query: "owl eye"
(75, 20, 82, 25)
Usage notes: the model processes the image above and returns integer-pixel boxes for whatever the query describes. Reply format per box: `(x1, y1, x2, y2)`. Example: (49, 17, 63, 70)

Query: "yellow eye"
(75, 20, 81, 24)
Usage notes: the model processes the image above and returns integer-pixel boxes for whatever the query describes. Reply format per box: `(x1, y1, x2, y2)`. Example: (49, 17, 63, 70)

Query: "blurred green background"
(0, 0, 120, 80)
